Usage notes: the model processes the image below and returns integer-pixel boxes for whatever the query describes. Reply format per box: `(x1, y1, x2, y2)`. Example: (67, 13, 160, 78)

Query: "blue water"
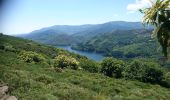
(56, 46, 105, 61)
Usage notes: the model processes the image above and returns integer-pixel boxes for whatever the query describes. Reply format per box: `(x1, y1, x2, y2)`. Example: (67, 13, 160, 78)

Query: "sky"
(0, 0, 152, 35)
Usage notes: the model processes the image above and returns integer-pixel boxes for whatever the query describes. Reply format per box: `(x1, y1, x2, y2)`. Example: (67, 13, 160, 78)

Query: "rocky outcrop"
(0, 85, 17, 100)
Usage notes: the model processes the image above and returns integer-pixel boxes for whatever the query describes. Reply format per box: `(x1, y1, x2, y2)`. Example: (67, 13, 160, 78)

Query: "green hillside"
(1, 34, 170, 100)
(72, 29, 161, 59)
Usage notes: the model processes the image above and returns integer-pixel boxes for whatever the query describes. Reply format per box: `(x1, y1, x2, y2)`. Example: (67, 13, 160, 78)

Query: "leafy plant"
(123, 60, 145, 81)
(140, 0, 170, 57)
(123, 60, 164, 84)
(4, 43, 16, 52)
(79, 58, 99, 73)
(54, 55, 79, 70)
(142, 62, 164, 84)
(161, 72, 170, 87)
(18, 51, 45, 63)
(101, 57, 125, 78)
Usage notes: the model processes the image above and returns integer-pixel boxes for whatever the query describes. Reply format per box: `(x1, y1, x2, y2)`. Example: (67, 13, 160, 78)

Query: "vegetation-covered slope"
(73, 29, 161, 58)
(1, 34, 170, 100)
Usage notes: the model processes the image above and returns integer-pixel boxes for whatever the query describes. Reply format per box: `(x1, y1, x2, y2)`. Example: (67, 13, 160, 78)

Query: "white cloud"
(127, 0, 154, 13)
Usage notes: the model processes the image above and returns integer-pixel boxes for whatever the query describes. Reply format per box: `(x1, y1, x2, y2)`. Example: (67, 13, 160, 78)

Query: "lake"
(56, 46, 105, 61)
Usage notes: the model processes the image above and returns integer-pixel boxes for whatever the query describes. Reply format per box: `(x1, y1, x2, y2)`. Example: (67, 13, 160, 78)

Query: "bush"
(142, 62, 164, 84)
(18, 51, 45, 63)
(79, 58, 99, 73)
(123, 60, 164, 84)
(4, 43, 16, 52)
(101, 57, 125, 78)
(54, 55, 79, 70)
(123, 60, 145, 81)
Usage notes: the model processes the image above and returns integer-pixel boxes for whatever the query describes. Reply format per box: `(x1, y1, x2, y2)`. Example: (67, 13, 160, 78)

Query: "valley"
(1, 0, 170, 99)
(19, 21, 161, 60)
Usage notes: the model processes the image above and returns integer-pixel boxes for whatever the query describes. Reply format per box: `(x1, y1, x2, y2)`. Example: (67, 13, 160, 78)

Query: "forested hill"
(72, 29, 161, 59)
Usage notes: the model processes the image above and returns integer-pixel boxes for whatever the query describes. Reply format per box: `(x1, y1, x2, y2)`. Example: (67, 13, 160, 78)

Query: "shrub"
(54, 55, 79, 70)
(4, 43, 16, 52)
(101, 57, 125, 78)
(123, 60, 164, 84)
(142, 62, 164, 84)
(123, 60, 146, 81)
(18, 51, 45, 63)
(79, 58, 99, 73)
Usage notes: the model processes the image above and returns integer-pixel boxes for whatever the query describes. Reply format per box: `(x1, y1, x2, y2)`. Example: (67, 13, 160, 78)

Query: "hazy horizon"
(0, 0, 152, 35)
(12, 21, 143, 35)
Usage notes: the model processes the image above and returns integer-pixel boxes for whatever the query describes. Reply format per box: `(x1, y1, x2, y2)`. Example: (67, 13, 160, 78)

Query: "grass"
(0, 35, 170, 100)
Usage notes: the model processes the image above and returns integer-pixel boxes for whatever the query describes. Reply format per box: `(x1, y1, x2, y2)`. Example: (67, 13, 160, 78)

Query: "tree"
(140, 0, 170, 58)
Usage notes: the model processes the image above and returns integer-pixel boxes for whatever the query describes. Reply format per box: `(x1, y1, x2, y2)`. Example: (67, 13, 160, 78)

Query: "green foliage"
(141, 0, 170, 57)
(18, 51, 45, 63)
(101, 57, 125, 78)
(54, 55, 79, 70)
(162, 72, 170, 88)
(142, 62, 164, 84)
(124, 60, 164, 84)
(4, 43, 16, 52)
(79, 58, 99, 73)
(123, 60, 145, 81)
(35, 74, 55, 84)
(73, 29, 161, 59)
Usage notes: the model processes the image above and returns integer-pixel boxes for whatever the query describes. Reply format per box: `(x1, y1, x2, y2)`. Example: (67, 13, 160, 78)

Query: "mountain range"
(18, 21, 149, 45)
(18, 21, 159, 59)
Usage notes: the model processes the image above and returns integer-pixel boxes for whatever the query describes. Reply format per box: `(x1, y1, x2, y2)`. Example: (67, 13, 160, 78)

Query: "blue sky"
(0, 0, 152, 35)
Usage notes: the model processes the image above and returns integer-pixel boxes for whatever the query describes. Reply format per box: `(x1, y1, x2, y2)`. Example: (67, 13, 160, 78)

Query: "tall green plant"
(140, 0, 170, 57)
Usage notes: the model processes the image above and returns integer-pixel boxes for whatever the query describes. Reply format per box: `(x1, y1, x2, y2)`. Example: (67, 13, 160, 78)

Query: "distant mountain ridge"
(18, 21, 149, 46)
